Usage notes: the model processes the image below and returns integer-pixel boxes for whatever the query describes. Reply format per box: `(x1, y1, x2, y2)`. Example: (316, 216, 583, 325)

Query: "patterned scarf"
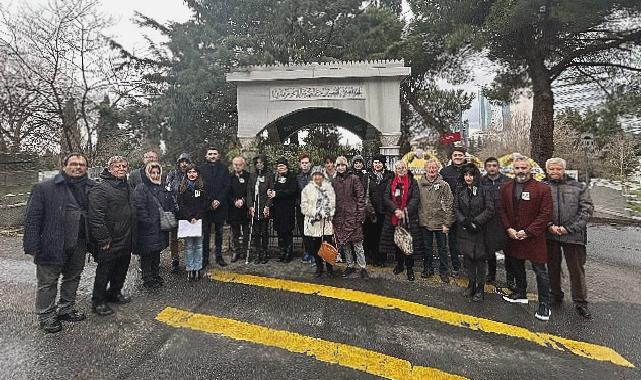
(390, 174, 409, 226)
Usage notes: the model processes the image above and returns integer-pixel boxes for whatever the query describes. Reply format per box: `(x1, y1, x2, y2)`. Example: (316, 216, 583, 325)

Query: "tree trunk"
(528, 58, 555, 168)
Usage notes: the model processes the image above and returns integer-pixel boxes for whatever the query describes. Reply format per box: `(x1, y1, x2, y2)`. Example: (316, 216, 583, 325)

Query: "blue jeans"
(422, 229, 448, 275)
(184, 236, 203, 271)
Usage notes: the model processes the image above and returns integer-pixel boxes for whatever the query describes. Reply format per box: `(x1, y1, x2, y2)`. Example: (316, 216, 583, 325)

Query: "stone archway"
(226, 60, 410, 158)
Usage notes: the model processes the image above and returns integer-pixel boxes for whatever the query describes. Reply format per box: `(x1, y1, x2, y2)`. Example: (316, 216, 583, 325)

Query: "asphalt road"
(0, 223, 639, 379)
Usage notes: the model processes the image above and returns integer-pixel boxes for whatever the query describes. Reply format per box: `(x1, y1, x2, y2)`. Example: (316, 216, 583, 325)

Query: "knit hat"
(311, 165, 324, 176)
(176, 152, 192, 164)
(351, 154, 364, 166)
(276, 157, 289, 167)
(335, 156, 348, 166)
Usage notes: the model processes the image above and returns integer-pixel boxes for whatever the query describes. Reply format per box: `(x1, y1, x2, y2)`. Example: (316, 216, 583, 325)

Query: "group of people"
(23, 145, 594, 334)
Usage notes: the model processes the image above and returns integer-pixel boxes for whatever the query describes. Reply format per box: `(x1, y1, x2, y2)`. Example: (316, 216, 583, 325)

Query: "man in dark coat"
(24, 153, 95, 333)
(228, 156, 250, 263)
(269, 157, 298, 262)
(499, 155, 553, 321)
(295, 153, 313, 264)
(165, 152, 191, 271)
(333, 156, 368, 278)
(544, 157, 594, 319)
(439, 146, 467, 276)
(198, 147, 230, 267)
(128, 150, 158, 190)
(88, 156, 135, 316)
(481, 157, 511, 285)
(366, 154, 394, 266)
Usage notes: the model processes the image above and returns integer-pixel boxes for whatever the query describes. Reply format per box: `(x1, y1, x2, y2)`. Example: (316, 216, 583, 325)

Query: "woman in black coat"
(268, 157, 298, 263)
(134, 162, 177, 288)
(247, 155, 274, 264)
(177, 164, 208, 280)
(454, 164, 494, 301)
(379, 161, 423, 281)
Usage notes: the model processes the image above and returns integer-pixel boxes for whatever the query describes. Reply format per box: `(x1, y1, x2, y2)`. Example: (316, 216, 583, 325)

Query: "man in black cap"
(365, 154, 394, 266)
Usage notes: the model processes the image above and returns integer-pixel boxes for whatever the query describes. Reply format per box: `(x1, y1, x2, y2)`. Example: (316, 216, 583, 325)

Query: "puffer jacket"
(332, 171, 365, 244)
(417, 175, 454, 230)
(545, 176, 594, 245)
(300, 179, 336, 237)
(133, 174, 177, 254)
(88, 169, 135, 258)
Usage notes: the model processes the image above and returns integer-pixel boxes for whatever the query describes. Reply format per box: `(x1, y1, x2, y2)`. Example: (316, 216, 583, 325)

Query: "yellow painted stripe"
(156, 307, 467, 380)
(210, 271, 634, 368)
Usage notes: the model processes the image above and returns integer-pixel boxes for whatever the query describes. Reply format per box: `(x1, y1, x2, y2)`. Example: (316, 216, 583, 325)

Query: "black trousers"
(447, 224, 462, 271)
(202, 219, 224, 265)
(363, 215, 384, 264)
(230, 222, 249, 254)
(140, 250, 161, 285)
(511, 258, 551, 304)
(92, 252, 131, 305)
(308, 235, 334, 272)
(467, 257, 487, 286)
(252, 219, 270, 255)
(395, 248, 414, 271)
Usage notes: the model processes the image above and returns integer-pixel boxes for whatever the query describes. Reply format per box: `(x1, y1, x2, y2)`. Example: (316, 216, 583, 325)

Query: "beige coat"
(417, 175, 454, 230)
(300, 180, 335, 237)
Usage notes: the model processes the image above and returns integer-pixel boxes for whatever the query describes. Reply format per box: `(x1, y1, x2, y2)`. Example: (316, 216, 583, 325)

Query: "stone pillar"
(380, 133, 401, 168)
(238, 136, 259, 162)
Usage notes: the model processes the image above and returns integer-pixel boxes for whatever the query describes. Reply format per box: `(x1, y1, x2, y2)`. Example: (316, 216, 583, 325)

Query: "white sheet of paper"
(177, 219, 202, 238)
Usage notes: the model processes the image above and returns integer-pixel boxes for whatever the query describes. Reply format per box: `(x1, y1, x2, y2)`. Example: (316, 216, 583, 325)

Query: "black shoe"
(216, 257, 228, 267)
(314, 270, 323, 278)
(535, 303, 551, 321)
(576, 305, 592, 319)
(421, 268, 434, 278)
(502, 293, 528, 304)
(171, 260, 180, 273)
(472, 285, 484, 302)
(187, 271, 193, 282)
(195, 270, 202, 281)
(439, 273, 450, 284)
(407, 270, 415, 281)
(92, 303, 114, 316)
(40, 318, 62, 333)
(261, 255, 269, 264)
(393, 265, 404, 275)
(451, 270, 460, 278)
(485, 275, 496, 285)
(360, 269, 369, 279)
(106, 293, 131, 304)
(463, 281, 475, 297)
(342, 267, 356, 277)
(57, 310, 86, 322)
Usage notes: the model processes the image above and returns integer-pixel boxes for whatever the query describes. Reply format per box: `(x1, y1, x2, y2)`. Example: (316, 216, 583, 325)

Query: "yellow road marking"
(156, 307, 467, 380)
(210, 271, 634, 368)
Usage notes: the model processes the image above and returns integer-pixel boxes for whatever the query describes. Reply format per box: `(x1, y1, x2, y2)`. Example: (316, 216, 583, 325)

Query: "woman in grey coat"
(454, 164, 494, 301)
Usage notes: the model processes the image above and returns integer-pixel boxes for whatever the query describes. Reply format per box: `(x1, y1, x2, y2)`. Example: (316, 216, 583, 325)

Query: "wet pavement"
(0, 223, 640, 379)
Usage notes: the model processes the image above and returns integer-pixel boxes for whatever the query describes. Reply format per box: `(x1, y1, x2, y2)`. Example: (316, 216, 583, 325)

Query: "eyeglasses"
(336, 163, 347, 167)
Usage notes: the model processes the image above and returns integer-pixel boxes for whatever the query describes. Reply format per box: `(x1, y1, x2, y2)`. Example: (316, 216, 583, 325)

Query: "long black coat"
(133, 176, 176, 254)
(481, 173, 510, 253)
(227, 170, 250, 225)
(440, 164, 465, 197)
(198, 161, 230, 223)
(247, 170, 274, 221)
(271, 171, 297, 233)
(88, 169, 135, 259)
(368, 169, 394, 216)
(454, 185, 494, 260)
(23, 173, 96, 265)
(379, 176, 424, 256)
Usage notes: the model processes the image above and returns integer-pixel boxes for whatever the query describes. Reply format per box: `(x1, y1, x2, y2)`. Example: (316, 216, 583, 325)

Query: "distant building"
(478, 91, 510, 131)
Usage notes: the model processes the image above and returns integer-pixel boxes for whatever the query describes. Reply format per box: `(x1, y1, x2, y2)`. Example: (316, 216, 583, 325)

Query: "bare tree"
(477, 111, 532, 160)
(0, 0, 137, 160)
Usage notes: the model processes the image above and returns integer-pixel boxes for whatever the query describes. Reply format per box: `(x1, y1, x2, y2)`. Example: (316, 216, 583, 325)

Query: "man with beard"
(499, 155, 553, 321)
(198, 147, 230, 267)
(24, 153, 96, 333)
(439, 146, 466, 276)
(481, 157, 511, 285)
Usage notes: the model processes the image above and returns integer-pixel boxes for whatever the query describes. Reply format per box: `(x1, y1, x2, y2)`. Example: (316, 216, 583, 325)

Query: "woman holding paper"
(177, 165, 208, 281)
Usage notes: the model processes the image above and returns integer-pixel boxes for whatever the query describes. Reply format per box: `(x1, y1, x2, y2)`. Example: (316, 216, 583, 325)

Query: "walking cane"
(246, 184, 260, 264)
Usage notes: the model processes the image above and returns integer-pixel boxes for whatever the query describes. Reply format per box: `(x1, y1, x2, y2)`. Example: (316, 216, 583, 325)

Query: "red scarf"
(390, 174, 409, 226)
